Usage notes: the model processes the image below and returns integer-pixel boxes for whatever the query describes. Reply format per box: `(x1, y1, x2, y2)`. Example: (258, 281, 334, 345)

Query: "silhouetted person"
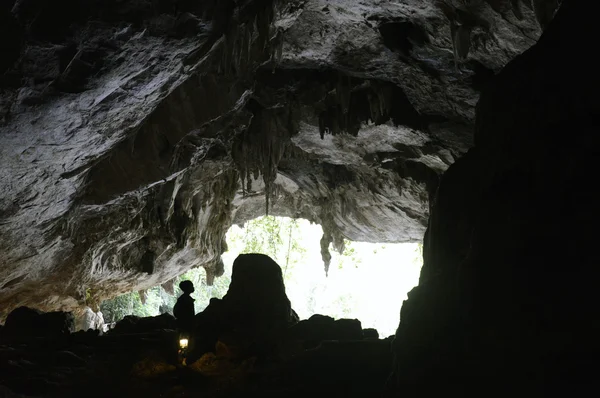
(173, 280, 195, 336)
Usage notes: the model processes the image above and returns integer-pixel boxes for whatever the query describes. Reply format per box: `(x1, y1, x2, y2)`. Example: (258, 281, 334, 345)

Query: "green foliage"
(414, 242, 423, 262)
(100, 216, 310, 323)
(100, 292, 146, 323)
(100, 268, 232, 322)
(227, 216, 307, 283)
(336, 239, 361, 269)
(330, 295, 356, 318)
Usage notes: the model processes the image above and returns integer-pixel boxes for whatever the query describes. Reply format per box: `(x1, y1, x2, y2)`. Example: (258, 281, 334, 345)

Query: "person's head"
(179, 280, 195, 294)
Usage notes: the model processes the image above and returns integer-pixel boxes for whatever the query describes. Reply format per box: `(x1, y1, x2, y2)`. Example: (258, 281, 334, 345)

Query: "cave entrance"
(222, 216, 423, 338)
(100, 216, 422, 338)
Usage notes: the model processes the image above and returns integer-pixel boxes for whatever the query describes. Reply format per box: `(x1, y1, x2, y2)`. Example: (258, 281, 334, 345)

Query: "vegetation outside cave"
(101, 216, 423, 338)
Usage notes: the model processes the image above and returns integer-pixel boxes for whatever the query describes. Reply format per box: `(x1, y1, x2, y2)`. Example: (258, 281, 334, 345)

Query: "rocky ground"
(0, 254, 392, 398)
(0, 330, 393, 398)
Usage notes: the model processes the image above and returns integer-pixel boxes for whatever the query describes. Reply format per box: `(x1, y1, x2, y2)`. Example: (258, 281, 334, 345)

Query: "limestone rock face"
(391, 1, 600, 394)
(0, 0, 548, 315)
(110, 313, 177, 335)
(76, 306, 106, 332)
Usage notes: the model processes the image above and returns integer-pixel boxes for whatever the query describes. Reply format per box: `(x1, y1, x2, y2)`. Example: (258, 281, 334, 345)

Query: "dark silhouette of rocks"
(287, 314, 364, 349)
(173, 280, 195, 335)
(0, 0, 598, 396)
(109, 313, 177, 335)
(188, 253, 297, 362)
(390, 1, 600, 395)
(0, 0, 545, 314)
(0, 306, 74, 343)
(362, 328, 379, 340)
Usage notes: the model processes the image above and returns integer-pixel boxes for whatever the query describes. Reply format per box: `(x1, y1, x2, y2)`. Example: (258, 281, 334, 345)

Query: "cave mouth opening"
(101, 216, 422, 338)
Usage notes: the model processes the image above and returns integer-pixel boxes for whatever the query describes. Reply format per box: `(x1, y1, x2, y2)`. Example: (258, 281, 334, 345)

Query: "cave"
(0, 0, 598, 397)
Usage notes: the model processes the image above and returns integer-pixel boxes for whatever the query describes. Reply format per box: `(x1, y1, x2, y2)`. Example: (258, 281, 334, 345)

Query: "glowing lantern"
(179, 338, 189, 349)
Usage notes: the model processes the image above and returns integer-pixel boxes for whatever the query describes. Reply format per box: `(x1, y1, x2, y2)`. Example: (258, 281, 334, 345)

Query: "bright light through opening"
(99, 216, 423, 338)
(221, 216, 423, 338)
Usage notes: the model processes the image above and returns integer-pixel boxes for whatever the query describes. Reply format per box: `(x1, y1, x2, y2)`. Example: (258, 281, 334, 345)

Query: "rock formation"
(0, 306, 75, 342)
(391, 0, 599, 395)
(1, 0, 597, 396)
(0, 0, 553, 317)
(75, 306, 106, 332)
(188, 253, 297, 362)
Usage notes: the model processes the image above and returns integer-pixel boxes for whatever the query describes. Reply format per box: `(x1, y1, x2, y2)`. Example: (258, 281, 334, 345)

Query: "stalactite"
(138, 290, 148, 305)
(318, 201, 347, 274)
(275, 33, 284, 63)
(336, 74, 351, 115)
(161, 279, 175, 295)
(316, 73, 408, 137)
(231, 101, 298, 217)
(320, 232, 332, 276)
(319, 111, 327, 138)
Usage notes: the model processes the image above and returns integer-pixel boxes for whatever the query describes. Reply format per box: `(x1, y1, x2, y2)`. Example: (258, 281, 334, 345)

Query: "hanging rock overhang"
(0, 0, 551, 315)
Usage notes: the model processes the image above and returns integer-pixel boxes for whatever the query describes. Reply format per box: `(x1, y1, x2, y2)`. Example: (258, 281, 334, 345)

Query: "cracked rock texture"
(0, 0, 550, 316)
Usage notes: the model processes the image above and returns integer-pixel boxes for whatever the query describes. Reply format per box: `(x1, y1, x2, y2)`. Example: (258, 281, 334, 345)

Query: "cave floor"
(0, 331, 392, 398)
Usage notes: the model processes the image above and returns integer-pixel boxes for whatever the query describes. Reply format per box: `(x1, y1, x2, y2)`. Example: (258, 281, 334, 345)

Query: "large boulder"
(109, 313, 177, 335)
(188, 253, 297, 362)
(287, 314, 364, 349)
(0, 306, 74, 342)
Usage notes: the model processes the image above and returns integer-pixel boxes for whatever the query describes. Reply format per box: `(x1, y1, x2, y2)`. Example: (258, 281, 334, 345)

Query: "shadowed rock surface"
(391, 1, 600, 396)
(2, 0, 597, 397)
(110, 313, 177, 335)
(0, 0, 552, 315)
(188, 253, 298, 362)
(0, 306, 75, 343)
(0, 289, 390, 398)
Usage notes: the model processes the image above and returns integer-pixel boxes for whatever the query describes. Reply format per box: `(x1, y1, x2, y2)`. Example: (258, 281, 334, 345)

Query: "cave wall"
(1, 0, 550, 316)
(0, 0, 287, 316)
(392, 0, 599, 394)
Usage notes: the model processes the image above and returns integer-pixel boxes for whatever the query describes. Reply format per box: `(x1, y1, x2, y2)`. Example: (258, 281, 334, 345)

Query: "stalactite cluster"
(438, 0, 561, 69)
(318, 79, 405, 138)
(231, 101, 299, 215)
(0, 0, 547, 314)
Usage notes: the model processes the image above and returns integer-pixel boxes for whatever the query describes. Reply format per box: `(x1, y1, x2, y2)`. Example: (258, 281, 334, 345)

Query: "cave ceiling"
(0, 0, 555, 314)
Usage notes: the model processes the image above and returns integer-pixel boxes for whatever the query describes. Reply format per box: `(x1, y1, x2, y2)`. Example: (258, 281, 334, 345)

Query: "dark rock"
(188, 253, 297, 362)
(362, 328, 379, 340)
(223, 253, 296, 328)
(378, 20, 430, 56)
(19, 45, 62, 83)
(0, 7, 22, 73)
(0, 306, 74, 342)
(0, 0, 543, 315)
(287, 314, 363, 349)
(0, 385, 26, 398)
(70, 328, 100, 345)
(51, 350, 86, 367)
(391, 1, 600, 395)
(4, 376, 61, 396)
(333, 318, 363, 340)
(12, 0, 83, 42)
(109, 313, 177, 335)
